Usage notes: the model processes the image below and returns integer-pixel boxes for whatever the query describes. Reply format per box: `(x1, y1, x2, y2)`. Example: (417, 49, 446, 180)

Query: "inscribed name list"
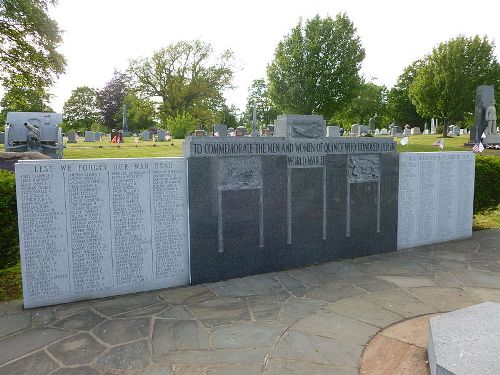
(397, 152, 475, 249)
(15, 158, 189, 308)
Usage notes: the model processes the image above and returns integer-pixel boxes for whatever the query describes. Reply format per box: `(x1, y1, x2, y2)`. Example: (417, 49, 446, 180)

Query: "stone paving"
(0, 229, 499, 375)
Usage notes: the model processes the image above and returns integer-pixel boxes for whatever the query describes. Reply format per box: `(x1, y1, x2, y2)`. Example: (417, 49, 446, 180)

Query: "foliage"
(127, 40, 234, 126)
(97, 70, 128, 129)
(267, 13, 365, 118)
(0, 170, 19, 270)
(218, 103, 240, 129)
(474, 155, 500, 214)
(165, 112, 198, 139)
(63, 86, 103, 131)
(409, 35, 500, 129)
(0, 0, 65, 89)
(244, 79, 279, 126)
(0, 74, 53, 124)
(331, 82, 388, 128)
(123, 91, 158, 132)
(386, 62, 425, 127)
(0, 262, 22, 301)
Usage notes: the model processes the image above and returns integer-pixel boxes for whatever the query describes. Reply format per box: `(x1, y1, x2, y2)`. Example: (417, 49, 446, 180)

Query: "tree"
(123, 91, 157, 132)
(218, 103, 240, 129)
(267, 14, 365, 118)
(386, 62, 425, 127)
(63, 86, 102, 131)
(97, 70, 127, 129)
(331, 82, 388, 128)
(0, 73, 53, 124)
(127, 40, 234, 127)
(0, 0, 65, 89)
(244, 79, 279, 126)
(409, 35, 500, 135)
(165, 112, 198, 139)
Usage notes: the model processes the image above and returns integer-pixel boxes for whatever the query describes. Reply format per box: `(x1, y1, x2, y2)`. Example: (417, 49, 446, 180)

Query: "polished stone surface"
(0, 229, 498, 374)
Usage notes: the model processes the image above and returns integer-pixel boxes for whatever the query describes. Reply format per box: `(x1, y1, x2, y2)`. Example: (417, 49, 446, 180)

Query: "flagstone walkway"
(1, 229, 499, 375)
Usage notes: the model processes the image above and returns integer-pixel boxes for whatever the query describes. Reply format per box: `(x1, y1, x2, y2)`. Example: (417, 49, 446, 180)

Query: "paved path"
(1, 229, 499, 375)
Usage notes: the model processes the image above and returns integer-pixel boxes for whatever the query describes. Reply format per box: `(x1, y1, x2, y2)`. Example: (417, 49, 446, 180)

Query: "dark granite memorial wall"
(185, 115, 399, 284)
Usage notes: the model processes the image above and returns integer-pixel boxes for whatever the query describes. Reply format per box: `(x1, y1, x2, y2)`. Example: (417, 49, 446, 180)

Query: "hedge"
(0, 170, 19, 270)
(0, 155, 498, 270)
(474, 155, 500, 214)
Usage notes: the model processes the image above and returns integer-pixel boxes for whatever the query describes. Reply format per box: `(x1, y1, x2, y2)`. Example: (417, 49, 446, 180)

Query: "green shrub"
(165, 112, 198, 139)
(0, 170, 19, 270)
(474, 155, 500, 214)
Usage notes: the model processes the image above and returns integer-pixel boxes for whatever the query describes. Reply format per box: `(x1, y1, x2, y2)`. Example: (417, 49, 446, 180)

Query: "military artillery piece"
(4, 112, 64, 158)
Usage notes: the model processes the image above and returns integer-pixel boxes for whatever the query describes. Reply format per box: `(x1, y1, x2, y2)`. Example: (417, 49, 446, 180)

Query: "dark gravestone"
(184, 115, 399, 284)
(470, 85, 494, 143)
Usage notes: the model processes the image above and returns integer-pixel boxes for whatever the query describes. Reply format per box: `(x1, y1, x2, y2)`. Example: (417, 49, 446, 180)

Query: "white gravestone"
(15, 158, 190, 308)
(397, 152, 475, 249)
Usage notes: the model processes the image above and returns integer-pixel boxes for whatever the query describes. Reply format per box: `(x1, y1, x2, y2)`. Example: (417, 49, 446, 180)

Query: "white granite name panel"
(15, 158, 189, 308)
(397, 152, 475, 249)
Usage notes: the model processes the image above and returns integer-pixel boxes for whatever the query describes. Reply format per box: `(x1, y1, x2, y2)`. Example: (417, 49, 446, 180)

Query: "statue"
(368, 113, 378, 133)
(485, 101, 497, 134)
(24, 122, 41, 149)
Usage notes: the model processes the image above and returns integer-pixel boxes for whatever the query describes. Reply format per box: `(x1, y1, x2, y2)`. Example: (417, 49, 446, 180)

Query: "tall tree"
(127, 40, 234, 127)
(267, 14, 365, 118)
(386, 61, 425, 127)
(409, 35, 500, 135)
(244, 79, 279, 126)
(97, 70, 128, 129)
(331, 82, 388, 128)
(122, 91, 157, 132)
(63, 86, 102, 131)
(0, 0, 65, 89)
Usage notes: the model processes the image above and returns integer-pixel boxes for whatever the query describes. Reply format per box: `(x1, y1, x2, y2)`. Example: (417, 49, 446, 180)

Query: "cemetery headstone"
(141, 131, 151, 140)
(157, 129, 168, 141)
(411, 127, 421, 135)
(261, 128, 271, 137)
(235, 126, 247, 137)
(194, 129, 207, 137)
(84, 131, 95, 142)
(183, 115, 399, 284)
(470, 85, 494, 143)
(374, 128, 380, 135)
(380, 128, 389, 135)
(326, 125, 340, 137)
(67, 130, 77, 143)
(431, 118, 437, 134)
(267, 124, 275, 135)
(397, 152, 475, 249)
(403, 127, 411, 137)
(213, 124, 228, 137)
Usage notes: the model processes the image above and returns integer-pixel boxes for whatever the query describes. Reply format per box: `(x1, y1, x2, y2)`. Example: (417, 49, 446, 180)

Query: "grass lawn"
(0, 263, 22, 302)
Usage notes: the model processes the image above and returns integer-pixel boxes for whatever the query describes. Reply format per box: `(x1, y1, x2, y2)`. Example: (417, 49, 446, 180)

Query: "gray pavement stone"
(460, 270, 500, 289)
(32, 308, 55, 326)
(469, 261, 500, 274)
(292, 310, 379, 345)
(115, 303, 169, 318)
(317, 261, 368, 280)
(133, 365, 174, 374)
(350, 276, 399, 292)
(0, 351, 58, 375)
(96, 339, 150, 371)
(51, 367, 100, 375)
(0, 311, 31, 338)
(53, 309, 106, 331)
(53, 302, 93, 320)
(325, 296, 403, 328)
(94, 293, 160, 316)
(93, 317, 150, 345)
(208, 274, 287, 301)
(0, 300, 24, 316)
(152, 320, 209, 357)
(47, 333, 106, 366)
(211, 322, 286, 349)
(206, 365, 262, 375)
(375, 275, 436, 288)
(271, 330, 363, 367)
(280, 297, 327, 325)
(284, 267, 333, 287)
(189, 297, 251, 327)
(159, 285, 216, 305)
(408, 287, 476, 312)
(0, 327, 72, 365)
(353, 259, 432, 276)
(465, 287, 500, 303)
(156, 348, 269, 365)
(361, 288, 439, 318)
(246, 297, 282, 322)
(272, 272, 308, 297)
(156, 305, 194, 319)
(264, 359, 357, 375)
(305, 281, 366, 302)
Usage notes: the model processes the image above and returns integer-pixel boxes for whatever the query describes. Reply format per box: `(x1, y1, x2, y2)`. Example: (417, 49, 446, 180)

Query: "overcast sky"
(46, 0, 500, 113)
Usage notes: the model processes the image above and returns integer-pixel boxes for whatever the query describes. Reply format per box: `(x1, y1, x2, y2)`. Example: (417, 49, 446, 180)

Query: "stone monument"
(157, 129, 168, 141)
(84, 131, 95, 142)
(469, 85, 494, 143)
(183, 115, 399, 284)
(67, 130, 77, 143)
(326, 126, 340, 137)
(213, 124, 228, 137)
(141, 131, 151, 141)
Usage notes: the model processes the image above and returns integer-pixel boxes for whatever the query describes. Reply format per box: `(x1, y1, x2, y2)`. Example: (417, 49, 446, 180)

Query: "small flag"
(472, 141, 484, 153)
(481, 132, 487, 139)
(400, 137, 409, 145)
(111, 135, 117, 144)
(166, 135, 171, 141)
(134, 136, 138, 144)
(214, 131, 220, 137)
(229, 131, 236, 137)
(432, 138, 444, 149)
